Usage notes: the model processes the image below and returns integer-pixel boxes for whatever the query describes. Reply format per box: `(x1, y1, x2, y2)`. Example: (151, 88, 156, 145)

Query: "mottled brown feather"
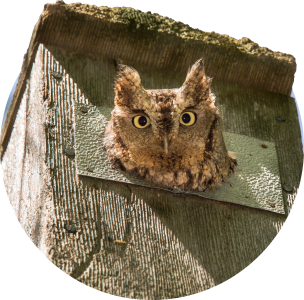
(103, 58, 236, 191)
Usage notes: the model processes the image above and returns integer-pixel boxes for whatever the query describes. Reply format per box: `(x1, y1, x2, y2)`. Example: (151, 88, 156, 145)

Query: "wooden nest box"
(0, 1, 302, 299)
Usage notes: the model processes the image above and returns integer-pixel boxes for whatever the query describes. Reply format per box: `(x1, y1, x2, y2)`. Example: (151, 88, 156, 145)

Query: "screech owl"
(103, 59, 236, 191)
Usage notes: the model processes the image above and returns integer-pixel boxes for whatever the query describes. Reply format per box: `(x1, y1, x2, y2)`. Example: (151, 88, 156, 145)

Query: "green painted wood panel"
(73, 103, 284, 214)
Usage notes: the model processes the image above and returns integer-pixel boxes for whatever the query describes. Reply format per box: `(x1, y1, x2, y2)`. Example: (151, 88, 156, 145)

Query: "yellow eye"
(133, 115, 151, 128)
(180, 112, 196, 126)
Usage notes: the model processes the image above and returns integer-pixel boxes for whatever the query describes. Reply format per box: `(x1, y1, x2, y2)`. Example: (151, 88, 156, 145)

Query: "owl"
(103, 59, 236, 191)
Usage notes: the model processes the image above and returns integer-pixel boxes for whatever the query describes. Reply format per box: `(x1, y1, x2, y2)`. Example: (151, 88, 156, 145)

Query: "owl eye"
(180, 112, 196, 126)
(133, 115, 151, 128)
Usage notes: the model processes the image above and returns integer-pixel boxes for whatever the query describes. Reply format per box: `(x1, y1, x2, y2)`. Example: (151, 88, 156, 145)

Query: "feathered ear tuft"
(181, 58, 212, 105)
(114, 65, 147, 107)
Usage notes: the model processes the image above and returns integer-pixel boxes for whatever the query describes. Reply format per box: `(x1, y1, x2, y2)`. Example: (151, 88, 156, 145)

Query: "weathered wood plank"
(1, 48, 55, 257)
(37, 2, 296, 95)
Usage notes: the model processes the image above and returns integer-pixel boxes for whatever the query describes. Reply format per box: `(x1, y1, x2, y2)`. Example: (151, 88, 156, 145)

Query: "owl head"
(103, 59, 236, 191)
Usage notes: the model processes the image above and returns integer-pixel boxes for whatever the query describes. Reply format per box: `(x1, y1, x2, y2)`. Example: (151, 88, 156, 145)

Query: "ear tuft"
(114, 65, 145, 107)
(181, 58, 212, 104)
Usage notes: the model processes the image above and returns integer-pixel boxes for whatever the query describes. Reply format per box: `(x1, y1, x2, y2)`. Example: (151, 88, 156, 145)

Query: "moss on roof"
(55, 1, 294, 64)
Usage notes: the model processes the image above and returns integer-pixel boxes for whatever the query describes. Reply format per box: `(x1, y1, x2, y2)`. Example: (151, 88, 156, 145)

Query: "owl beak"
(164, 133, 169, 155)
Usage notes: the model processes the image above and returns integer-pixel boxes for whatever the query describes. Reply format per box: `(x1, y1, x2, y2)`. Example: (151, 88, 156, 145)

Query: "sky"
(1, 73, 304, 152)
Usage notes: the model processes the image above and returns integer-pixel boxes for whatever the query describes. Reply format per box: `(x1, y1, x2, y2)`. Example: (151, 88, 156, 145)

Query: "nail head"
(51, 72, 63, 79)
(283, 185, 293, 193)
(64, 224, 77, 233)
(64, 148, 75, 157)
(276, 115, 286, 122)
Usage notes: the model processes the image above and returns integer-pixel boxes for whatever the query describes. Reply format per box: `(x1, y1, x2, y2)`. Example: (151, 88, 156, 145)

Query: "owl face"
(104, 59, 235, 190)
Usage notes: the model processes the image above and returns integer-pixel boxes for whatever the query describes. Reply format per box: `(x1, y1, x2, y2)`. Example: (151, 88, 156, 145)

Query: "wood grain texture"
(2, 44, 301, 299)
(1, 48, 55, 257)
